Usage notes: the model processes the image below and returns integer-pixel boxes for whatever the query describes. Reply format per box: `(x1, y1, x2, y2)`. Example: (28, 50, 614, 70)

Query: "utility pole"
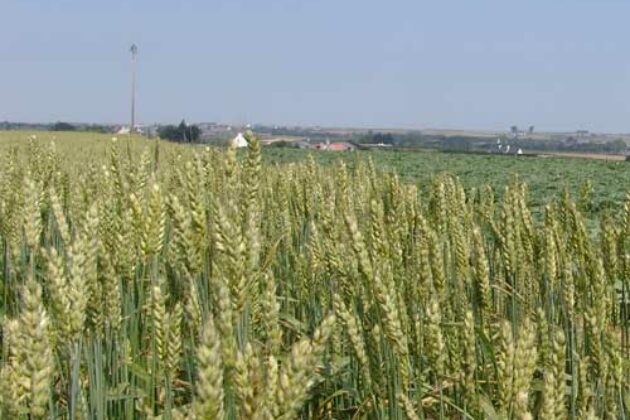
(130, 43, 138, 133)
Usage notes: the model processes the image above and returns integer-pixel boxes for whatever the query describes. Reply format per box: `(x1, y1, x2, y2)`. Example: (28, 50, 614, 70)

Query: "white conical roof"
(231, 132, 248, 148)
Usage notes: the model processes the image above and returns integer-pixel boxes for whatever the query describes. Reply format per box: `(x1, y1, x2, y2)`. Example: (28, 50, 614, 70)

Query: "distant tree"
(177, 120, 201, 142)
(361, 131, 396, 145)
(84, 124, 109, 133)
(158, 125, 178, 141)
(608, 138, 626, 154)
(510, 126, 518, 135)
(52, 122, 76, 131)
(270, 140, 291, 148)
(528, 125, 535, 134)
(158, 120, 201, 142)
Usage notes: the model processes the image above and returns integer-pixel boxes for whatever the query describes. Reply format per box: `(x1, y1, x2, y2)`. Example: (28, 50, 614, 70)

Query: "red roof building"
(312, 142, 357, 151)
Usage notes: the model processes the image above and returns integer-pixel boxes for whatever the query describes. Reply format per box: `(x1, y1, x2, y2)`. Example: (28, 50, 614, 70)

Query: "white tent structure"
(231, 132, 248, 148)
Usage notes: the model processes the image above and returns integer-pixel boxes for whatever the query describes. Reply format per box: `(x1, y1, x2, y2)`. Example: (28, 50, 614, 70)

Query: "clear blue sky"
(2, 0, 630, 132)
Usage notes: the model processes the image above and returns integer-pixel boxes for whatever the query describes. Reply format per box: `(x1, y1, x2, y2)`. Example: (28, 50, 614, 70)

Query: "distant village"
(1, 120, 629, 156)
(230, 132, 359, 152)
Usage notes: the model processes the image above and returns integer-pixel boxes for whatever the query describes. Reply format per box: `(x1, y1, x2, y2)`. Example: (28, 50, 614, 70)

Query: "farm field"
(536, 151, 626, 162)
(0, 131, 628, 419)
(263, 147, 630, 225)
(3, 131, 629, 224)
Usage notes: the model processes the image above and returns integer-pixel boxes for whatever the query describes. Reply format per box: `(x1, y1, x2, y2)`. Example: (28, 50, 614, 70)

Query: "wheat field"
(0, 132, 627, 419)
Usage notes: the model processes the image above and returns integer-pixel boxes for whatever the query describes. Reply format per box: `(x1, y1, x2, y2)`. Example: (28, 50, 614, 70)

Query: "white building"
(231, 132, 248, 148)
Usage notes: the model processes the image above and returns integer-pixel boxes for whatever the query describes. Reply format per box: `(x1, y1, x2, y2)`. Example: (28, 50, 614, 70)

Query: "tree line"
(157, 120, 201, 142)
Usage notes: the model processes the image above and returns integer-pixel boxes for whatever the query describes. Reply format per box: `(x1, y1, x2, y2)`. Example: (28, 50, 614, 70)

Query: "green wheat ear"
(193, 315, 225, 419)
